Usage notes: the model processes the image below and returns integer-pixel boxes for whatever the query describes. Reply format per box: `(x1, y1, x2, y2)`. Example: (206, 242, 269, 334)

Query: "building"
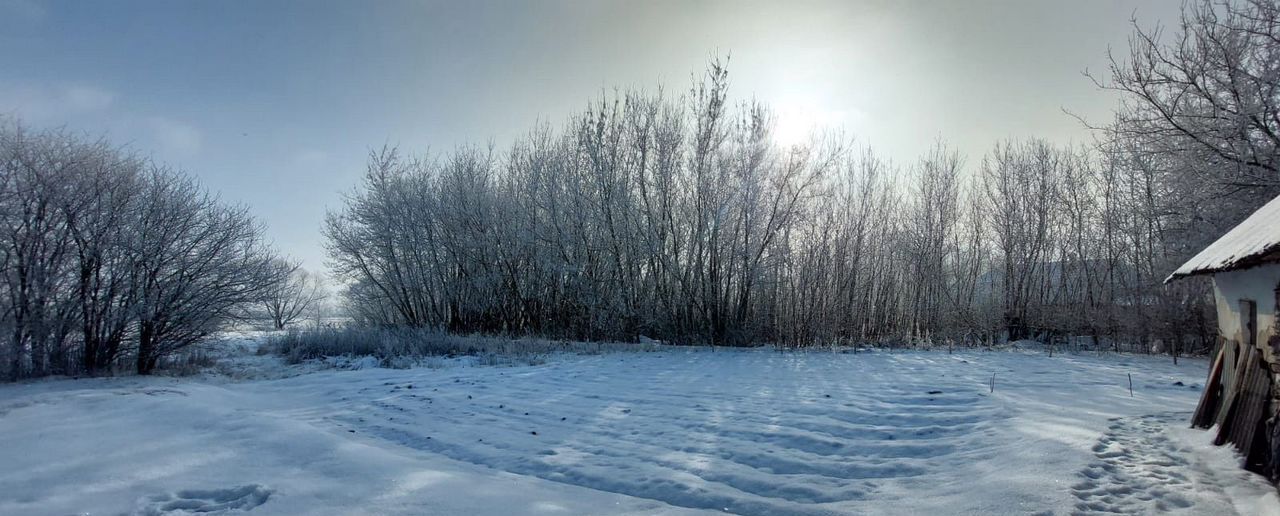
(1167, 193, 1280, 477)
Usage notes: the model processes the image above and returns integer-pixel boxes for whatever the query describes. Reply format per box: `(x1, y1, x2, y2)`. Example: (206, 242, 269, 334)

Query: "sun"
(771, 101, 844, 148)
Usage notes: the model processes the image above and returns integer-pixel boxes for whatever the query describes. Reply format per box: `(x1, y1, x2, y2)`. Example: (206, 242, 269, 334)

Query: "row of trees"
(322, 102, 1205, 351)
(0, 120, 326, 379)
(328, 0, 1279, 353)
(7, 0, 1270, 374)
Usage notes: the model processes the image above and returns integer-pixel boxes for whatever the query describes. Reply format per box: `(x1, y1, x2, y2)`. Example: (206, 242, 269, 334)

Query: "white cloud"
(0, 82, 115, 123)
(63, 85, 115, 112)
(0, 81, 204, 158)
(147, 116, 202, 155)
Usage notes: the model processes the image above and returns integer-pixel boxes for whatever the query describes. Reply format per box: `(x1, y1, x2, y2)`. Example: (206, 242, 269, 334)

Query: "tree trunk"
(137, 323, 155, 375)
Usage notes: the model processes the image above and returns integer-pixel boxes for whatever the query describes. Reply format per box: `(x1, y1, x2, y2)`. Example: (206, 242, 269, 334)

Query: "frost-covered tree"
(129, 169, 283, 374)
(322, 35, 1269, 356)
(1097, 0, 1280, 196)
(0, 122, 81, 377)
(260, 260, 327, 330)
(0, 119, 285, 379)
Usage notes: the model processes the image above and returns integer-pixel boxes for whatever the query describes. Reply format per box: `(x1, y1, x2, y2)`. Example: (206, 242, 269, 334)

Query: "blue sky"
(0, 0, 1183, 272)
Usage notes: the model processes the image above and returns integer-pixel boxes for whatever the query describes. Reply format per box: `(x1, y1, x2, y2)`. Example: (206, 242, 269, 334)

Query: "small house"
(1166, 193, 1280, 476)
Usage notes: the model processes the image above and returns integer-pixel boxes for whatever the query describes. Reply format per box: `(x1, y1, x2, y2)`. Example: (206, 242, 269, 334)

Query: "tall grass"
(267, 326, 666, 366)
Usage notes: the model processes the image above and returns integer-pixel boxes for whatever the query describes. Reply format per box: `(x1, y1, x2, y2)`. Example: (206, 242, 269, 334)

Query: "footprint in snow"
(1070, 413, 1235, 515)
(133, 484, 272, 515)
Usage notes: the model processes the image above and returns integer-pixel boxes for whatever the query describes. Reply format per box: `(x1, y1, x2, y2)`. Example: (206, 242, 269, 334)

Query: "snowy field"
(2, 348, 1278, 516)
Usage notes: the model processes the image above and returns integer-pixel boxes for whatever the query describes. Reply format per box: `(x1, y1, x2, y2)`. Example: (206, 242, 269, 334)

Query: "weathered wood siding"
(1190, 267, 1280, 478)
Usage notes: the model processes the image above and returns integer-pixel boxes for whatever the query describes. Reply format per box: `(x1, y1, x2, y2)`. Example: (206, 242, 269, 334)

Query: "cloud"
(63, 85, 115, 111)
(0, 82, 116, 123)
(147, 116, 202, 155)
(0, 81, 203, 158)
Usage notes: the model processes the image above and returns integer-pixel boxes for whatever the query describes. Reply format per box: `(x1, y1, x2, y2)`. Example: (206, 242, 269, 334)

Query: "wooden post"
(990, 373, 995, 393)
(1128, 373, 1133, 397)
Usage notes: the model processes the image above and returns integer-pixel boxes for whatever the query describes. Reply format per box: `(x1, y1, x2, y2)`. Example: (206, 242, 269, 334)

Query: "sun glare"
(771, 101, 845, 148)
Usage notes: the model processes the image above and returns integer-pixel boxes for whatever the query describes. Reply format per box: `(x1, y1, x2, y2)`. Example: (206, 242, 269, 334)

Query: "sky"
(0, 0, 1185, 273)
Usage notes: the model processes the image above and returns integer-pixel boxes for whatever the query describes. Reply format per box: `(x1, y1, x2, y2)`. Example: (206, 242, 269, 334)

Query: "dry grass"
(266, 326, 666, 367)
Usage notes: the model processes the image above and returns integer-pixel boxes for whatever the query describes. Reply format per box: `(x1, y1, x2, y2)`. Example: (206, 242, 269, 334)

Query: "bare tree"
(317, 55, 1243, 356)
(0, 118, 289, 379)
(1092, 0, 1280, 217)
(0, 122, 79, 378)
(903, 141, 962, 341)
(129, 168, 284, 374)
(261, 259, 327, 330)
(59, 140, 147, 375)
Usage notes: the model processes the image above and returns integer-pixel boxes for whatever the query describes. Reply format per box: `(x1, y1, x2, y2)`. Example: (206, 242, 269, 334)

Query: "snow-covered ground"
(2, 348, 1277, 515)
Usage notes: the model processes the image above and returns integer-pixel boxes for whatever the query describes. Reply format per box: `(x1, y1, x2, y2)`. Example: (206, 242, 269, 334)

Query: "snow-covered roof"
(1167, 193, 1280, 282)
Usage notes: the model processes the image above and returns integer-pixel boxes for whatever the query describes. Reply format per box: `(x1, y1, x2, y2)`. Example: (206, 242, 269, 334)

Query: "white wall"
(1212, 263, 1280, 344)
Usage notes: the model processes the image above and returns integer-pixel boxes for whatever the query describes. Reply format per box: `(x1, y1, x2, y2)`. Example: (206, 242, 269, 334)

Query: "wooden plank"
(1216, 345, 1256, 446)
(1191, 347, 1226, 428)
(1225, 351, 1271, 461)
(1219, 340, 1240, 417)
(1213, 343, 1244, 435)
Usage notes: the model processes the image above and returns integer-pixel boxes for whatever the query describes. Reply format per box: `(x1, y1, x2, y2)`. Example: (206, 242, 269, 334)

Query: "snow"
(1168, 192, 1280, 281)
(2, 347, 1277, 515)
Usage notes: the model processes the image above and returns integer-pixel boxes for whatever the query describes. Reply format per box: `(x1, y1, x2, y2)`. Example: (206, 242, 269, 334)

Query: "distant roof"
(1167, 193, 1280, 282)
